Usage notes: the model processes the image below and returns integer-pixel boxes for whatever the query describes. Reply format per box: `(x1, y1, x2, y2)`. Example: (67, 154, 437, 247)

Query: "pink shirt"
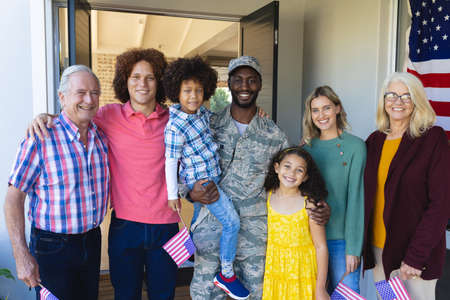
(95, 102, 179, 224)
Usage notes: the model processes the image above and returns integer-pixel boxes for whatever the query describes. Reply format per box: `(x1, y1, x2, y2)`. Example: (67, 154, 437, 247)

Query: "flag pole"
(176, 208, 188, 229)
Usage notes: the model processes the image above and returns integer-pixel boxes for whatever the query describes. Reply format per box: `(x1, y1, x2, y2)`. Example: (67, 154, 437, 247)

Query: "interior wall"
(93, 53, 121, 106)
(302, 0, 391, 141)
(0, 1, 33, 299)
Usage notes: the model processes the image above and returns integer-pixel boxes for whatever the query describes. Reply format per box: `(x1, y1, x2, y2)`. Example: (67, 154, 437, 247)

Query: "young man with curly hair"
(162, 56, 249, 299)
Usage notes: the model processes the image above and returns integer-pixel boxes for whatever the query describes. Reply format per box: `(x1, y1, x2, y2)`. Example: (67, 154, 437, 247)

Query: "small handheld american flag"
(330, 281, 366, 300)
(162, 210, 196, 267)
(39, 285, 59, 300)
(330, 270, 366, 300)
(375, 276, 411, 300)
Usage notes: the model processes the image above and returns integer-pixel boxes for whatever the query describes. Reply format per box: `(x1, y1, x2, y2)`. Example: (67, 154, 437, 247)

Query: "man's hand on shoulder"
(257, 107, 270, 118)
(306, 200, 331, 226)
(189, 179, 219, 205)
(27, 113, 57, 141)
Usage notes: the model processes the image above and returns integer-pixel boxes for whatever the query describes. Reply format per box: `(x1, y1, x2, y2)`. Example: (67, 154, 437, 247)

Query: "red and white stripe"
(407, 59, 450, 138)
(335, 282, 366, 300)
(389, 276, 411, 300)
(40, 288, 50, 298)
(163, 227, 191, 266)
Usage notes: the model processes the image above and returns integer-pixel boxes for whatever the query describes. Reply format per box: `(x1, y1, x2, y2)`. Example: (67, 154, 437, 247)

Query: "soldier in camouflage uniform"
(188, 56, 290, 300)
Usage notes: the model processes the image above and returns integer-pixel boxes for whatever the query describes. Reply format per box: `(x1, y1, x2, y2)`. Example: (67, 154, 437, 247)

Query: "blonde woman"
(302, 86, 366, 294)
(362, 72, 449, 300)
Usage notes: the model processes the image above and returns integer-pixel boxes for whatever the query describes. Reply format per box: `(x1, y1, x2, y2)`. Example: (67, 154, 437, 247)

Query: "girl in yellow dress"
(262, 147, 330, 300)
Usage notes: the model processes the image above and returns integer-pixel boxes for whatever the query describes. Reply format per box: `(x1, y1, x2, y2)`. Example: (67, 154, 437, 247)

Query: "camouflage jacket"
(210, 106, 290, 217)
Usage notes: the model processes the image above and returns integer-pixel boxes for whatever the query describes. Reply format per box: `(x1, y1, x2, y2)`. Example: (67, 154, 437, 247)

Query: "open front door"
(240, 1, 279, 122)
(68, 0, 91, 67)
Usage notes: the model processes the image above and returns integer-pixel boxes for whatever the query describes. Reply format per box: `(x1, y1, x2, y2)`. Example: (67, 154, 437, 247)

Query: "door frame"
(31, 0, 251, 117)
(240, 1, 279, 121)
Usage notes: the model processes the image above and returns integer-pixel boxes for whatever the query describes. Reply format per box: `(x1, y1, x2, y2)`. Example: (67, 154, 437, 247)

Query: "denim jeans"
(327, 239, 361, 294)
(189, 177, 240, 265)
(30, 226, 101, 300)
(108, 211, 179, 300)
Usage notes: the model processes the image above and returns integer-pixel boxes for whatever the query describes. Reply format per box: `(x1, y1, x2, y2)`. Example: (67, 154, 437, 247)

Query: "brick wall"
(92, 53, 121, 107)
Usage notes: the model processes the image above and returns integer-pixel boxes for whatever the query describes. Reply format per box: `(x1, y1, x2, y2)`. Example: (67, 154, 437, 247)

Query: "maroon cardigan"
(362, 126, 450, 280)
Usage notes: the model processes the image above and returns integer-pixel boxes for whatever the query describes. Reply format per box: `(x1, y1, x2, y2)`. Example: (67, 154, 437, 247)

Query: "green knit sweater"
(303, 131, 366, 256)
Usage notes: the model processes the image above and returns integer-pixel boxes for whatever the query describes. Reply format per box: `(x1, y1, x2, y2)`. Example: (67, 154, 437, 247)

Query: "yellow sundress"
(262, 191, 317, 300)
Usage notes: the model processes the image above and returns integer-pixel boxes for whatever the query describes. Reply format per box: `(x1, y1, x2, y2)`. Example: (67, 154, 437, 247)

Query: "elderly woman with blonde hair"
(362, 72, 449, 300)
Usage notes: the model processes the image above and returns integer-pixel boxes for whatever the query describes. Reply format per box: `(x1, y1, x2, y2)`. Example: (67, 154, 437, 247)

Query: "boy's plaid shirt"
(9, 112, 109, 234)
(164, 104, 220, 185)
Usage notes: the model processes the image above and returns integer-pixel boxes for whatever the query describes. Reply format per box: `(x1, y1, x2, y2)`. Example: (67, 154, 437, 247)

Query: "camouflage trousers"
(190, 213, 268, 300)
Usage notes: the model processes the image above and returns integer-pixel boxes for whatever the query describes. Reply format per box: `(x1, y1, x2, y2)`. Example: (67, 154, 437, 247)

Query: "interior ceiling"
(92, 10, 239, 61)
(88, 0, 272, 18)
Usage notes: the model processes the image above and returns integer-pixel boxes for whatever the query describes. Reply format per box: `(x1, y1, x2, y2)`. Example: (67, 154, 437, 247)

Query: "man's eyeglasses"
(384, 92, 412, 104)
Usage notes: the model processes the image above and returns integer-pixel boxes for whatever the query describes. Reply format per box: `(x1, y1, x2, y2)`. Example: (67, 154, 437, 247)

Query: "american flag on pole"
(163, 226, 196, 267)
(406, 0, 450, 138)
(330, 282, 366, 300)
(40, 286, 59, 300)
(375, 276, 411, 300)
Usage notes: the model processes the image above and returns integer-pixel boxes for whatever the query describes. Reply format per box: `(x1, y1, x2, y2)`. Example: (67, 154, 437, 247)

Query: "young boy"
(163, 56, 249, 300)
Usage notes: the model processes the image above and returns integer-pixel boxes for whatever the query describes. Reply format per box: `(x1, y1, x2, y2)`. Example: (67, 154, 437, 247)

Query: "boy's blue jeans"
(327, 239, 361, 294)
(189, 177, 240, 267)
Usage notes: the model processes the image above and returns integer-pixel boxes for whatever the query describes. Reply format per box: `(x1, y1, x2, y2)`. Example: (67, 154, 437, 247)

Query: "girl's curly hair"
(264, 147, 328, 204)
(162, 56, 218, 103)
(113, 48, 168, 103)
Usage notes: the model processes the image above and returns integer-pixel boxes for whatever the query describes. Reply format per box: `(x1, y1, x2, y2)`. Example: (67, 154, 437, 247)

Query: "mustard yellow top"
(371, 138, 401, 248)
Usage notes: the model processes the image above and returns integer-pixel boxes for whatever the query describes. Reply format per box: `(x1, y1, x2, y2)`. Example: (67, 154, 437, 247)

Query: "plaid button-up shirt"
(9, 112, 109, 234)
(164, 104, 220, 185)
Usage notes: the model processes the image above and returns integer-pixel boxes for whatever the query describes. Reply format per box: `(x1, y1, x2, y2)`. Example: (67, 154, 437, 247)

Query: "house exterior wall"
(302, 1, 394, 299)
(302, 0, 392, 141)
(0, 1, 34, 299)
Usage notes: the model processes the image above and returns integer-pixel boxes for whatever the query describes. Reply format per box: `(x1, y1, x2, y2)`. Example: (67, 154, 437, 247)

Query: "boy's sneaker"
(213, 273, 250, 300)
